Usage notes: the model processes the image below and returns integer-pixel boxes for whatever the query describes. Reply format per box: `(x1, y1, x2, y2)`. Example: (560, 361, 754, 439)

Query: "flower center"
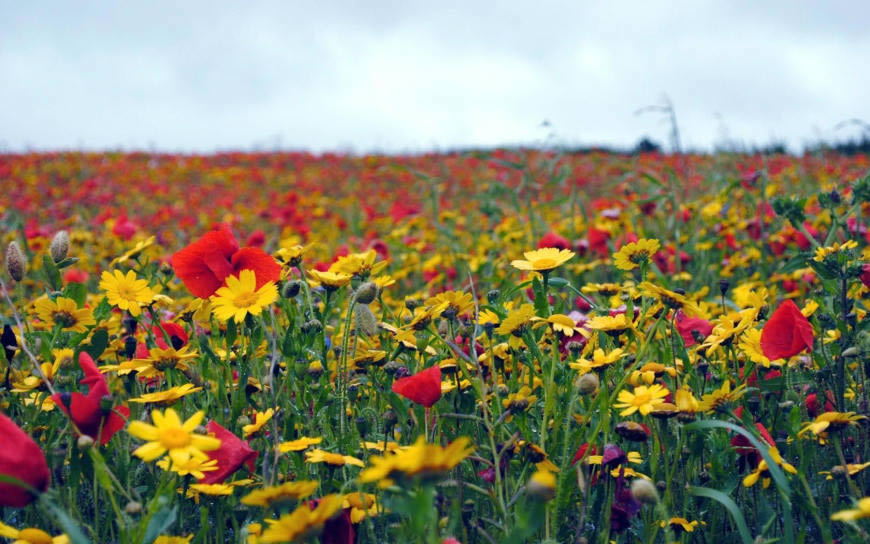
(233, 291, 260, 308)
(532, 258, 558, 269)
(630, 251, 650, 264)
(117, 285, 137, 300)
(634, 392, 651, 405)
(51, 310, 77, 328)
(18, 529, 54, 544)
(160, 427, 192, 449)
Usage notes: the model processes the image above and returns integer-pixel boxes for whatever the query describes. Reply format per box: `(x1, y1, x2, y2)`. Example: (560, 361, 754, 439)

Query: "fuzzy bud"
(76, 435, 94, 449)
(355, 304, 378, 336)
(577, 373, 599, 395)
(50, 230, 70, 263)
(5, 241, 26, 281)
(354, 281, 379, 305)
(301, 319, 322, 335)
(124, 501, 143, 514)
(630, 478, 659, 505)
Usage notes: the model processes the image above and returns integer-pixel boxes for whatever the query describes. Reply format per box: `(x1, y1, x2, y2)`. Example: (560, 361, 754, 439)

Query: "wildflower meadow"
(2, 149, 870, 543)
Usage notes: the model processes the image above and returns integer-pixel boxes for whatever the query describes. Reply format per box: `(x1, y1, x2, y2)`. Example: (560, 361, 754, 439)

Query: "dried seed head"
(50, 230, 70, 263)
(281, 280, 302, 299)
(5, 241, 27, 281)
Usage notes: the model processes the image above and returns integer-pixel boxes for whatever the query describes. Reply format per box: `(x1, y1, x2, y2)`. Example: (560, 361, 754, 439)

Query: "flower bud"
(355, 304, 378, 336)
(354, 282, 379, 305)
(301, 319, 322, 335)
(577, 373, 599, 395)
(281, 280, 302, 299)
(50, 230, 70, 263)
(76, 435, 94, 450)
(124, 501, 143, 514)
(630, 478, 659, 505)
(526, 469, 556, 501)
(5, 241, 27, 282)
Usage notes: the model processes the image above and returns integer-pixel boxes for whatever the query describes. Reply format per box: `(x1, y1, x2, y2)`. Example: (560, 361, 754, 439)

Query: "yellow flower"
(344, 492, 381, 523)
(186, 483, 235, 500)
(742, 447, 798, 488)
(157, 455, 218, 479)
(278, 436, 323, 453)
(698, 381, 747, 413)
(0, 522, 69, 544)
(305, 449, 365, 467)
(274, 243, 309, 266)
(585, 313, 633, 333)
(569, 347, 624, 373)
(32, 296, 95, 333)
(738, 328, 779, 367)
(798, 412, 866, 438)
(612, 239, 660, 271)
(813, 239, 857, 262)
(260, 494, 344, 543)
(211, 269, 278, 324)
(359, 436, 474, 487)
(495, 304, 536, 337)
(241, 481, 320, 507)
(330, 249, 387, 279)
(511, 248, 575, 272)
(426, 291, 475, 319)
(109, 235, 156, 267)
(527, 468, 556, 500)
(153, 537, 193, 544)
(831, 497, 870, 521)
(243, 408, 276, 438)
(613, 384, 670, 416)
(818, 462, 870, 480)
(659, 517, 704, 533)
(533, 314, 587, 336)
(129, 384, 203, 406)
(502, 386, 538, 412)
(127, 408, 221, 465)
(127, 345, 199, 378)
(100, 269, 154, 316)
(308, 269, 352, 291)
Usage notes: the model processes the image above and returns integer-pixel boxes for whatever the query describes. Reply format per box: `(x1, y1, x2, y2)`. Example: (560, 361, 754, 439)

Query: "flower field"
(2, 149, 870, 543)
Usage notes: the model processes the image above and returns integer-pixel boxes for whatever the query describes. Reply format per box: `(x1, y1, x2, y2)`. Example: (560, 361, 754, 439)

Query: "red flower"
(152, 321, 189, 349)
(0, 412, 50, 507)
(199, 421, 258, 484)
(171, 226, 281, 298)
(52, 352, 130, 446)
(537, 231, 571, 251)
(760, 300, 814, 360)
(392, 365, 442, 407)
(675, 310, 713, 347)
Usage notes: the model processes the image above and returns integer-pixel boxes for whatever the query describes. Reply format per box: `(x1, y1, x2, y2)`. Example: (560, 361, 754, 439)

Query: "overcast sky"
(2, 1, 869, 154)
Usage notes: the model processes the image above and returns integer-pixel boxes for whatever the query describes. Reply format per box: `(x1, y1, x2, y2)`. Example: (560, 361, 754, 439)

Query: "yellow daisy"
(210, 269, 278, 324)
(511, 248, 575, 272)
(100, 269, 154, 316)
(32, 296, 95, 333)
(127, 408, 221, 465)
(612, 239, 661, 271)
(613, 384, 670, 416)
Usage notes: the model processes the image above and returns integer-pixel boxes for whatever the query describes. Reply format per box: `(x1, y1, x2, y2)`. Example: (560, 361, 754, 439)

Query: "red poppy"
(0, 412, 50, 507)
(52, 352, 130, 446)
(171, 226, 281, 298)
(392, 365, 442, 407)
(760, 300, 814, 360)
(537, 231, 571, 251)
(675, 310, 713, 347)
(152, 321, 189, 350)
(198, 421, 258, 484)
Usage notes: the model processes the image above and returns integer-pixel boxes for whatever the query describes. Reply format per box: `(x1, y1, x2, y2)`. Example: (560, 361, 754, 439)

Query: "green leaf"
(40, 495, 92, 544)
(55, 256, 80, 270)
(42, 254, 63, 291)
(142, 503, 178, 544)
(63, 282, 88, 307)
(83, 329, 109, 360)
(687, 486, 754, 544)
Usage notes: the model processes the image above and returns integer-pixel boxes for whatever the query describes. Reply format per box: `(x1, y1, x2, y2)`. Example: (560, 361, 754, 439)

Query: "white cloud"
(0, 0, 868, 152)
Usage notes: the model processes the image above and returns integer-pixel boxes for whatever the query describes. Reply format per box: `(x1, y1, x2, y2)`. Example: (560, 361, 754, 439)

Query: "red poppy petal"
(77, 352, 105, 392)
(230, 247, 282, 288)
(97, 406, 130, 445)
(171, 228, 239, 298)
(392, 365, 442, 407)
(761, 300, 814, 360)
(200, 421, 259, 484)
(0, 413, 50, 506)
